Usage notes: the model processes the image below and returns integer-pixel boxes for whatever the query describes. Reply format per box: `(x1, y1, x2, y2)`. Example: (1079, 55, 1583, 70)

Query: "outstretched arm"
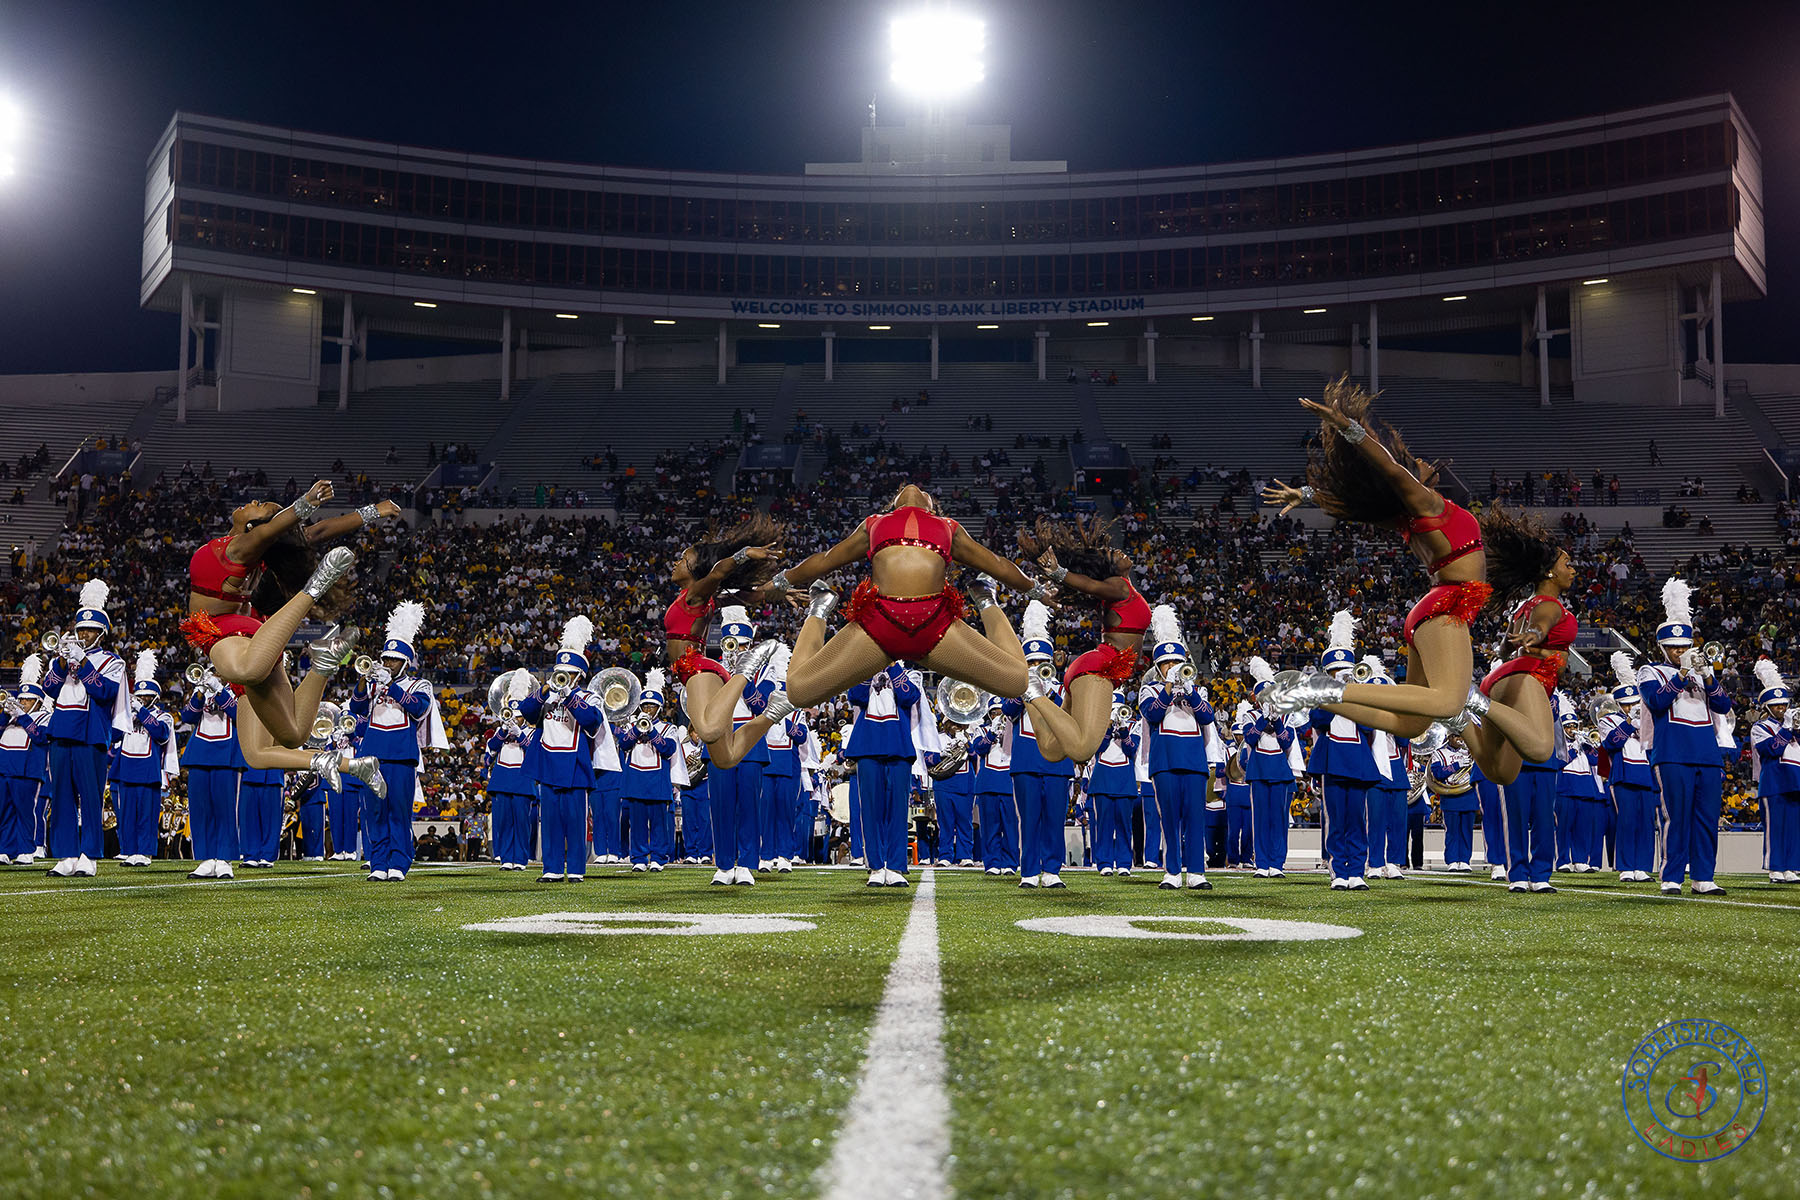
(773, 527, 869, 598)
(1299, 396, 1441, 518)
(1038, 549, 1129, 603)
(691, 542, 780, 606)
(229, 480, 334, 563)
(951, 527, 1042, 596)
(303, 499, 402, 545)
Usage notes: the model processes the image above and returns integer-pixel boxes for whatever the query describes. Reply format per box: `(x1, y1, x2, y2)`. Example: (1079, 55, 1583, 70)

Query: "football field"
(1, 863, 1795, 1198)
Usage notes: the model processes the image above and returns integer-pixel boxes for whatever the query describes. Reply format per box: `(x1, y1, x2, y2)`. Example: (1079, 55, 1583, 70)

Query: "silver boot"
(760, 686, 795, 723)
(737, 639, 780, 682)
(806, 580, 838, 621)
(1265, 670, 1345, 715)
(309, 750, 343, 792)
(966, 574, 1000, 612)
(344, 755, 388, 799)
(308, 624, 360, 676)
(304, 547, 356, 600)
(1456, 686, 1491, 729)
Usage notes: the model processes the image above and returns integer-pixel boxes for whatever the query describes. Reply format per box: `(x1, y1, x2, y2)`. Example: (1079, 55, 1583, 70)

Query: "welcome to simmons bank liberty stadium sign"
(726, 296, 1148, 320)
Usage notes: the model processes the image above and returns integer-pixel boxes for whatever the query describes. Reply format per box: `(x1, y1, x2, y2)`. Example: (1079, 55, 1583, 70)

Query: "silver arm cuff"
(1026, 582, 1053, 603)
(1046, 563, 1069, 583)
(767, 570, 793, 596)
(291, 495, 321, 522)
(358, 504, 381, 524)
(732, 546, 752, 566)
(1299, 485, 1315, 503)
(1341, 419, 1368, 445)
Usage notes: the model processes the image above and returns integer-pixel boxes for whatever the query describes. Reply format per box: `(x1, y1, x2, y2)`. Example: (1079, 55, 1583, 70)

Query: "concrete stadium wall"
(0, 369, 175, 407)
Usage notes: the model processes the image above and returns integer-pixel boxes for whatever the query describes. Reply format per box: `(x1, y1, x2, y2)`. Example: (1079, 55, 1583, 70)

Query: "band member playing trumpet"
(1011, 516, 1151, 764)
(349, 601, 448, 882)
(518, 616, 612, 883)
(967, 700, 1019, 876)
(1636, 578, 1733, 896)
(1243, 657, 1300, 877)
(1002, 605, 1076, 889)
(182, 480, 399, 766)
(1750, 659, 1800, 884)
(1084, 692, 1141, 876)
(1597, 654, 1655, 882)
(111, 651, 177, 866)
(179, 659, 247, 880)
(1137, 605, 1218, 891)
(846, 663, 929, 887)
(618, 670, 680, 872)
(0, 655, 50, 865)
(40, 580, 129, 878)
(1260, 383, 1562, 785)
(765, 484, 1047, 710)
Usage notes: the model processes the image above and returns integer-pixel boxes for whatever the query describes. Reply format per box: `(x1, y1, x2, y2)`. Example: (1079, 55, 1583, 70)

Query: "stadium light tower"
(888, 10, 986, 103)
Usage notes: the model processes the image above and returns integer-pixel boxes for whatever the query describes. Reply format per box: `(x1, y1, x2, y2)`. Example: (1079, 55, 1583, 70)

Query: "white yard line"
(817, 867, 951, 1200)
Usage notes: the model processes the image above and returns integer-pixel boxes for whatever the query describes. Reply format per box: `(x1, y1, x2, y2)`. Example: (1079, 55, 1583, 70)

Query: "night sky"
(0, 0, 1796, 376)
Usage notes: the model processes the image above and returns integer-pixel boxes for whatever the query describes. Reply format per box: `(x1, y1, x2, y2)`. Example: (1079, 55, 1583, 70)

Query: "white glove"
(59, 636, 84, 667)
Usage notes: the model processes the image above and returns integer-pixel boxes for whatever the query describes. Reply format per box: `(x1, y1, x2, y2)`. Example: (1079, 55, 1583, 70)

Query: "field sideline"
(1, 863, 1795, 1198)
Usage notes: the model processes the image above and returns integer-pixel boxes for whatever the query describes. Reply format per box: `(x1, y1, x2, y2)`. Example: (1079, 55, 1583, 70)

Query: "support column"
(717, 320, 728, 386)
(176, 278, 192, 425)
(613, 317, 627, 392)
(1250, 312, 1263, 390)
(518, 327, 530, 379)
(1143, 320, 1158, 384)
(1535, 286, 1551, 410)
(1711, 263, 1725, 419)
(1035, 325, 1048, 381)
(929, 322, 940, 381)
(337, 293, 355, 412)
(1367, 302, 1379, 394)
(1520, 309, 1535, 388)
(823, 327, 836, 382)
(500, 309, 512, 403)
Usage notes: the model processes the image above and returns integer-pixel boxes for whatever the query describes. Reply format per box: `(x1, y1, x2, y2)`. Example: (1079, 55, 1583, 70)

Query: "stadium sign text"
(728, 297, 1148, 320)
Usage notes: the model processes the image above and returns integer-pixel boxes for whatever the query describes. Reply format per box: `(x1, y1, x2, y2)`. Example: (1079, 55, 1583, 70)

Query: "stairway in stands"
(0, 396, 154, 563)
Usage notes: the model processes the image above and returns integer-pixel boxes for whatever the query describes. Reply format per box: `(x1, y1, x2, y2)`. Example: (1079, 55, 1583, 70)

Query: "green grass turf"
(0, 863, 1796, 1198)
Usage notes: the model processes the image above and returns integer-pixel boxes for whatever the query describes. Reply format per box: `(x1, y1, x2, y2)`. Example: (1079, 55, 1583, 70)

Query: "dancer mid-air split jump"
(1260, 378, 1563, 783)
(765, 485, 1051, 712)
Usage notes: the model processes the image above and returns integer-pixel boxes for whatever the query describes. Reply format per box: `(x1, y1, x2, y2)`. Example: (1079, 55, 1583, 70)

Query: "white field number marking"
(1016, 915, 1364, 942)
(462, 911, 819, 935)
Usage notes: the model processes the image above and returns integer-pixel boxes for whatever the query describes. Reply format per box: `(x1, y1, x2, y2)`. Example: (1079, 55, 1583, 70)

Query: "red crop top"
(1511, 595, 1577, 652)
(865, 506, 959, 563)
(664, 589, 714, 643)
(188, 536, 257, 608)
(1107, 582, 1152, 636)
(1399, 499, 1483, 574)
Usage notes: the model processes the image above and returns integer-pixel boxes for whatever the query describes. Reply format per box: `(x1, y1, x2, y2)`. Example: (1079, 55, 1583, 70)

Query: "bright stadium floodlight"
(0, 96, 20, 180)
(889, 10, 986, 99)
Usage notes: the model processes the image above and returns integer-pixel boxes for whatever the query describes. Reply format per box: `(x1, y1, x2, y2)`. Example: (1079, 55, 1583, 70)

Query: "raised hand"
(1261, 479, 1309, 516)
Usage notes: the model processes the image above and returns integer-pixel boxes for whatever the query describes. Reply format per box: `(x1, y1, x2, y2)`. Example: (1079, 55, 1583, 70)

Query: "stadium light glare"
(0, 97, 20, 146)
(757, 323, 781, 329)
(1085, 321, 1109, 327)
(413, 301, 437, 308)
(976, 324, 998, 330)
(1302, 308, 1327, 314)
(0, 153, 14, 180)
(1190, 315, 1215, 322)
(889, 11, 986, 98)
(652, 318, 675, 325)
(1442, 295, 1467, 302)
(1582, 278, 1609, 286)
(291, 287, 316, 295)
(868, 324, 892, 331)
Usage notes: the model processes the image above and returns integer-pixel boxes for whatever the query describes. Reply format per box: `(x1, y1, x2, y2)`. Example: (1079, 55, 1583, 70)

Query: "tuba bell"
(936, 676, 991, 725)
(593, 667, 642, 723)
(1589, 696, 1623, 724)
(487, 668, 538, 717)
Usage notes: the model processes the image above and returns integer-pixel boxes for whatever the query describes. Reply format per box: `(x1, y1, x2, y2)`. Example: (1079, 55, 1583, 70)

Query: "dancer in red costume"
(1260, 379, 1560, 783)
(181, 480, 395, 790)
(767, 485, 1049, 711)
(1010, 515, 1150, 762)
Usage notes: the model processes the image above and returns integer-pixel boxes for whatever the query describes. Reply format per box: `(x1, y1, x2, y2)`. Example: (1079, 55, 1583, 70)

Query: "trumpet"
(1700, 641, 1726, 668)
(338, 713, 360, 736)
(1032, 662, 1056, 682)
(352, 655, 377, 676)
(550, 668, 581, 692)
(1111, 701, 1134, 727)
(40, 630, 64, 652)
(184, 663, 209, 685)
(633, 711, 657, 734)
(1161, 661, 1197, 687)
(310, 701, 345, 745)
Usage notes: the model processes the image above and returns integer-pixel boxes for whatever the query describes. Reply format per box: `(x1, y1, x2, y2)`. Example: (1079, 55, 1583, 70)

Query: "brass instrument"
(184, 663, 209, 685)
(935, 676, 990, 726)
(633, 712, 656, 734)
(1350, 661, 1376, 683)
(338, 713, 360, 736)
(1032, 662, 1056, 682)
(720, 631, 750, 655)
(927, 733, 970, 780)
(352, 655, 377, 676)
(485, 668, 538, 719)
(1700, 641, 1726, 667)
(41, 630, 64, 652)
(1111, 701, 1134, 727)
(1589, 696, 1623, 724)
(309, 702, 345, 746)
(594, 667, 642, 723)
(1173, 662, 1197, 686)
(1427, 761, 1474, 796)
(684, 744, 708, 784)
(550, 668, 580, 692)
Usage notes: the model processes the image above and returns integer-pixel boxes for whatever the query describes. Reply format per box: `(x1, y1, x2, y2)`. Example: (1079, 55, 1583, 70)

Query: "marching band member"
(1499, 687, 1570, 895)
(923, 709, 977, 867)
(1359, 658, 1411, 880)
(1243, 658, 1300, 877)
(111, 651, 177, 866)
(1222, 710, 1253, 868)
(592, 727, 625, 866)
(1751, 660, 1800, 884)
(758, 648, 803, 873)
(1429, 736, 1479, 872)
(837, 722, 864, 866)
(1637, 578, 1733, 896)
(41, 581, 131, 877)
(297, 759, 327, 861)
(794, 718, 828, 863)
(1013, 516, 1151, 763)
(1558, 721, 1608, 872)
(846, 663, 925, 887)
(1138, 605, 1219, 891)
(1598, 654, 1655, 882)
(485, 684, 537, 872)
(328, 709, 369, 860)
(0, 656, 51, 865)
(179, 662, 245, 880)
(618, 670, 681, 872)
(238, 760, 285, 869)
(350, 601, 448, 882)
(769, 484, 1045, 709)
(705, 606, 778, 885)
(518, 616, 611, 883)
(1004, 604, 1077, 888)
(1306, 612, 1387, 892)
(181, 482, 397, 762)
(1083, 693, 1140, 875)
(1552, 710, 1581, 871)
(968, 700, 1018, 876)
(676, 727, 712, 865)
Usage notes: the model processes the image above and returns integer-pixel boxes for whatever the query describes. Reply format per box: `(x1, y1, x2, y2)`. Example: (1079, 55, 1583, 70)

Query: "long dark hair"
(1480, 507, 1563, 604)
(244, 520, 353, 620)
(1031, 514, 1124, 581)
(1304, 376, 1440, 525)
(688, 511, 781, 594)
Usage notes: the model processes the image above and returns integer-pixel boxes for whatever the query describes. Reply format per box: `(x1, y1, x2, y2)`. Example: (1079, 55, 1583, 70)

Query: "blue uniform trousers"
(1553, 792, 1577, 868)
(329, 780, 362, 857)
(1321, 777, 1370, 882)
(47, 742, 107, 860)
(709, 762, 762, 872)
(1225, 802, 1252, 866)
(187, 765, 241, 863)
(491, 792, 532, 865)
(1250, 781, 1292, 871)
(113, 782, 161, 859)
(1501, 768, 1556, 885)
(976, 790, 1017, 869)
(1656, 762, 1723, 884)
(372, 762, 418, 876)
(1151, 770, 1207, 874)
(848, 774, 864, 860)
(1766, 794, 1799, 873)
(1012, 772, 1068, 878)
(1442, 810, 1475, 866)
(935, 779, 975, 862)
(1091, 791, 1134, 870)
(592, 773, 624, 859)
(538, 784, 589, 876)
(761, 772, 798, 863)
(1366, 787, 1407, 871)
(1139, 782, 1162, 866)
(1476, 780, 1504, 866)
(681, 786, 712, 860)
(1572, 799, 1607, 868)
(298, 802, 325, 858)
(0, 776, 40, 857)
(858, 758, 913, 875)
(238, 780, 282, 863)
(626, 799, 671, 865)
